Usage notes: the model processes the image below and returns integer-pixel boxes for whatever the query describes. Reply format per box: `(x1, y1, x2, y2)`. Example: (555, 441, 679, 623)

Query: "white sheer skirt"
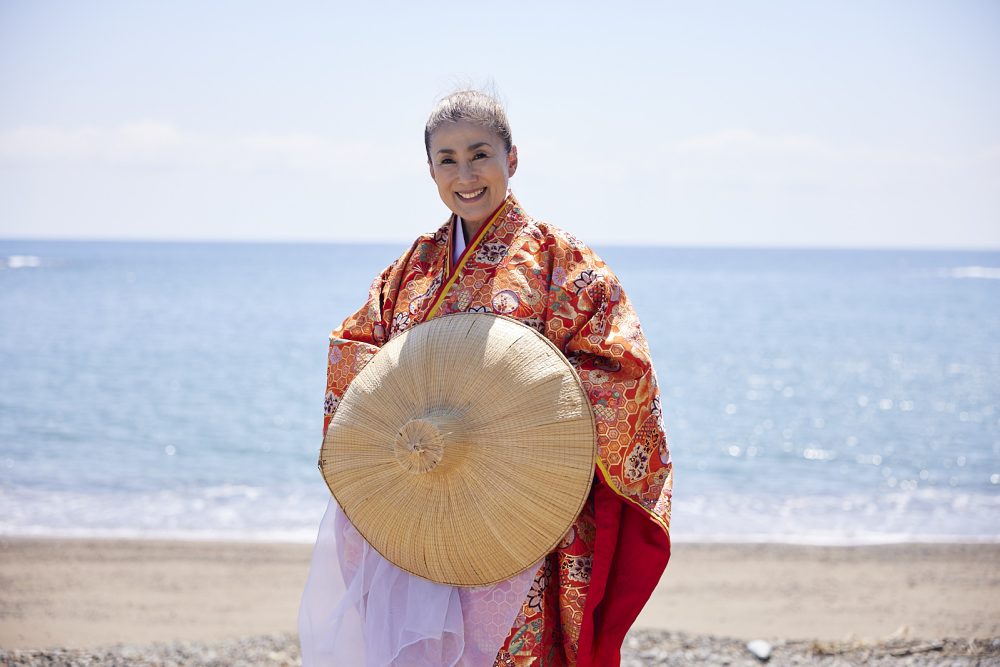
(298, 499, 538, 667)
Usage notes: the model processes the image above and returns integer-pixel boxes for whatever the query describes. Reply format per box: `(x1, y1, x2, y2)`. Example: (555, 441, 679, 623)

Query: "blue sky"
(1, 1, 998, 247)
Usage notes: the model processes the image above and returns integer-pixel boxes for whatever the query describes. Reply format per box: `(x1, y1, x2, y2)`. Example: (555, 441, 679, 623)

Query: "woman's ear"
(428, 160, 436, 181)
(507, 145, 518, 177)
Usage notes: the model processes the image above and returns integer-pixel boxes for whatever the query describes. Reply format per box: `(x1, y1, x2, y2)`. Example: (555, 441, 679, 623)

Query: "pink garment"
(298, 500, 538, 667)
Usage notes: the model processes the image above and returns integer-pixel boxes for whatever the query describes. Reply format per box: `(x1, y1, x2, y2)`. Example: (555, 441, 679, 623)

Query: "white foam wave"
(0, 524, 320, 543)
(0, 485, 329, 543)
(948, 266, 1000, 279)
(3, 255, 42, 269)
(671, 489, 1000, 545)
(3, 486, 999, 546)
(669, 531, 1000, 546)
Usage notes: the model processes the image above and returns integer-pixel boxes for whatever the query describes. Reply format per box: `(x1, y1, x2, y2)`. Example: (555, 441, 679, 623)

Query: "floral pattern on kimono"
(322, 194, 672, 667)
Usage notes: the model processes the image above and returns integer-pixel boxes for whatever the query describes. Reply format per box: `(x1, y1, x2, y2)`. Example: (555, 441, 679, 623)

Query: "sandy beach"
(1, 538, 998, 663)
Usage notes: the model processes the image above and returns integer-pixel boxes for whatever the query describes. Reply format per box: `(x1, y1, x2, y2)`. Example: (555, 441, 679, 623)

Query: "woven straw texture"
(320, 312, 597, 587)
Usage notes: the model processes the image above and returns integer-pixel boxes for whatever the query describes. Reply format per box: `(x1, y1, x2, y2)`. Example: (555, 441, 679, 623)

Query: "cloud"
(671, 128, 1000, 171)
(0, 122, 191, 166)
(6, 122, 996, 188)
(2, 122, 997, 246)
(0, 121, 412, 178)
(675, 129, 836, 158)
(661, 128, 1000, 192)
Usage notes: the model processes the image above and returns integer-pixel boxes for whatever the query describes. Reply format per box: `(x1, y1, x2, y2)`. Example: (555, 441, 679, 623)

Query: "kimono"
(319, 194, 672, 666)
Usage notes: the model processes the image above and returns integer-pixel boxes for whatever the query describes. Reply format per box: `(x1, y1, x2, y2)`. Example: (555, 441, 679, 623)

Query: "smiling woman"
(424, 91, 518, 237)
(298, 89, 673, 667)
(427, 120, 518, 237)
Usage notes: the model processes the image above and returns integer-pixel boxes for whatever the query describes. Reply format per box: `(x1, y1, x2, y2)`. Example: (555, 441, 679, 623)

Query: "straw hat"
(319, 312, 596, 587)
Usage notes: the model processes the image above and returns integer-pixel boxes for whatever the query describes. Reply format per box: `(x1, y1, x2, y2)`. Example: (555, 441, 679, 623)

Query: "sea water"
(1, 241, 998, 544)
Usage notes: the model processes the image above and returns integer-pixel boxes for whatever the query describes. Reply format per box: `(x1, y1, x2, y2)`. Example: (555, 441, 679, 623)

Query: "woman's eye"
(439, 158, 455, 165)
(473, 152, 489, 160)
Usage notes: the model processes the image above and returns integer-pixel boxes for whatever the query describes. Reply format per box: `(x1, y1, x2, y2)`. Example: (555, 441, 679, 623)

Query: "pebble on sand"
(746, 639, 773, 661)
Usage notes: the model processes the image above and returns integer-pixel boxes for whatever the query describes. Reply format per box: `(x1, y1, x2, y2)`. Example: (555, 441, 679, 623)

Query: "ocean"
(1, 240, 998, 544)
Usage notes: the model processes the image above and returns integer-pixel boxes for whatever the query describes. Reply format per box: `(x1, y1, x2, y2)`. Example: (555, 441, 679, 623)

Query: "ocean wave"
(0, 486, 328, 543)
(669, 532, 1000, 546)
(0, 524, 321, 543)
(947, 266, 1000, 279)
(2, 255, 42, 269)
(670, 489, 1000, 545)
(3, 485, 999, 546)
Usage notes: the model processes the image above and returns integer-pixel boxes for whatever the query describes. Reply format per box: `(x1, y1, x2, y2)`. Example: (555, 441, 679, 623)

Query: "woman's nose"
(457, 161, 475, 181)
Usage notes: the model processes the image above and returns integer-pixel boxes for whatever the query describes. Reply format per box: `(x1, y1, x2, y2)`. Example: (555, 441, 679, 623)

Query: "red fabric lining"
(576, 478, 671, 667)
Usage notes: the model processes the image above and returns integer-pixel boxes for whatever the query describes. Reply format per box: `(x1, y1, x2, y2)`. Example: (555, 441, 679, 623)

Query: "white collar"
(452, 216, 466, 266)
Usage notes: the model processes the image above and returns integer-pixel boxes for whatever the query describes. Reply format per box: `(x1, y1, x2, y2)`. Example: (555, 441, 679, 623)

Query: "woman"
(300, 90, 673, 666)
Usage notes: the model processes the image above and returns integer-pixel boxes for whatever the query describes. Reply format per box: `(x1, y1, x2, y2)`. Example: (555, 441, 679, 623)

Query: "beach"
(2, 538, 998, 664)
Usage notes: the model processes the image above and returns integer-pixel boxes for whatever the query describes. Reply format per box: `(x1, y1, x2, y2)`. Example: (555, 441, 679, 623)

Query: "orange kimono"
(322, 194, 673, 666)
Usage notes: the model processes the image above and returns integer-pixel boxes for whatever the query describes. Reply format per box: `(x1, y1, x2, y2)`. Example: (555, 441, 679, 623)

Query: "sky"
(1, 1, 998, 248)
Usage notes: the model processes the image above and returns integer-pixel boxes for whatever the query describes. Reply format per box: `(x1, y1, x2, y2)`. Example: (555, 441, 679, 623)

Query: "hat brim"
(320, 312, 597, 587)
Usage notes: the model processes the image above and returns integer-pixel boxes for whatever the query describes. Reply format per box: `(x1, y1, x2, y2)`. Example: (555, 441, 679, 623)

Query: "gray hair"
(424, 89, 513, 160)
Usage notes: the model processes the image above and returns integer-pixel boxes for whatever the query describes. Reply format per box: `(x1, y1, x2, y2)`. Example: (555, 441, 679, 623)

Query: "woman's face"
(427, 120, 518, 229)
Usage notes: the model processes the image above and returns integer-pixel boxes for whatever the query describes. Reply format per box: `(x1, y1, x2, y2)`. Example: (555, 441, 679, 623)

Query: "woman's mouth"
(456, 187, 486, 201)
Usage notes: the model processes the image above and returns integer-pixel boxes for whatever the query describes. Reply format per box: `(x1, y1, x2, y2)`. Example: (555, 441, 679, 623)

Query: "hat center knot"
(393, 415, 460, 474)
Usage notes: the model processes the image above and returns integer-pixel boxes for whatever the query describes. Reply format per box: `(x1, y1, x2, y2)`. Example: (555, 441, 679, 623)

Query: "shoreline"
(1, 537, 997, 651)
(4, 529, 998, 547)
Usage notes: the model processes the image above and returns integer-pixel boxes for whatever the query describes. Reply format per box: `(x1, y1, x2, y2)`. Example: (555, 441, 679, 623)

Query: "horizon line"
(2, 235, 1000, 253)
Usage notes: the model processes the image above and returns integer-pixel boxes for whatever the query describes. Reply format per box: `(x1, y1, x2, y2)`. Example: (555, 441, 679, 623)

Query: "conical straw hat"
(319, 312, 596, 587)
